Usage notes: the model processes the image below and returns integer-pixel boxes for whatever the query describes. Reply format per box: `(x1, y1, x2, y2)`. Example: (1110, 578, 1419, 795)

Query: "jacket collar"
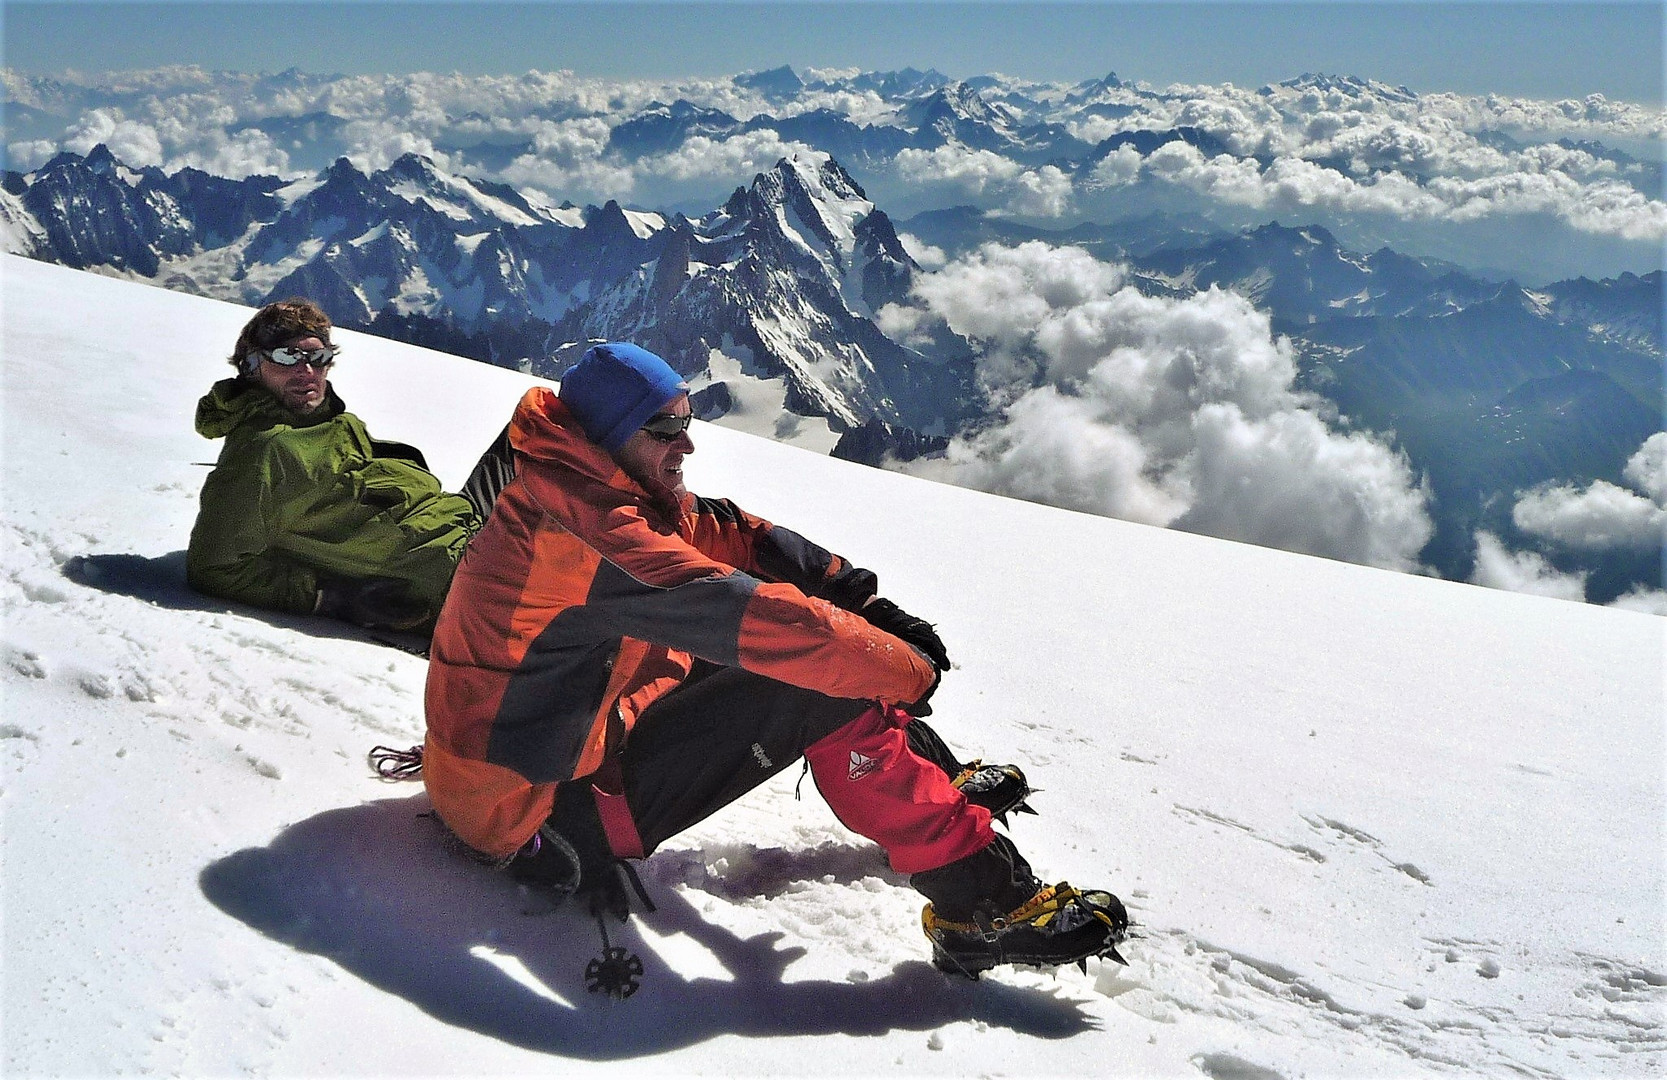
(508, 386, 691, 524)
(195, 377, 346, 439)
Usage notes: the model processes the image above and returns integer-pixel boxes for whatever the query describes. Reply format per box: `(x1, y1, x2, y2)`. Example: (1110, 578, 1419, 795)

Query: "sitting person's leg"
(517, 664, 1127, 974)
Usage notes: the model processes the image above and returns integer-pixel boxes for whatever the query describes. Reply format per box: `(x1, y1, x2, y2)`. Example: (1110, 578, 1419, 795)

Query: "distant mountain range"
(7, 65, 1661, 283)
(1, 145, 979, 435)
(3, 145, 1660, 594)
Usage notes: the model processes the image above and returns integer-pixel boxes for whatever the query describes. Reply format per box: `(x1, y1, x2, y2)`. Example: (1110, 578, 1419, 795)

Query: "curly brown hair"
(230, 298, 333, 376)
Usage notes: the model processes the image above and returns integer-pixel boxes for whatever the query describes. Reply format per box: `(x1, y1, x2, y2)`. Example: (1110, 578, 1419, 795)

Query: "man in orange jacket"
(423, 342, 1126, 977)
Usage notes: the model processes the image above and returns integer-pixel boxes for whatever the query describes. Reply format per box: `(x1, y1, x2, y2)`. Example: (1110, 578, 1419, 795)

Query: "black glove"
(315, 577, 430, 631)
(860, 597, 951, 673)
(819, 566, 879, 612)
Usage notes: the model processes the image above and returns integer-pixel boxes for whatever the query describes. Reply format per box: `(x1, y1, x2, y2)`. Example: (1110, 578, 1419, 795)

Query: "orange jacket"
(423, 386, 936, 857)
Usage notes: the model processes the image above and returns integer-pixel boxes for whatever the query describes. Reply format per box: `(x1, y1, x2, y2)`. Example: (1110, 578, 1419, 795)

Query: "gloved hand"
(819, 566, 879, 612)
(315, 577, 431, 631)
(860, 597, 951, 673)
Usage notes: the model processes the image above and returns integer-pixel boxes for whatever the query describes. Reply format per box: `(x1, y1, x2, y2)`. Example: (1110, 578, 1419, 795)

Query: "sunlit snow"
(2, 255, 1661, 1077)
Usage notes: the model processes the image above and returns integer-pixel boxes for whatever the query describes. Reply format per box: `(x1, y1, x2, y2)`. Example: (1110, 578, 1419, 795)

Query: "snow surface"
(2, 255, 1663, 1077)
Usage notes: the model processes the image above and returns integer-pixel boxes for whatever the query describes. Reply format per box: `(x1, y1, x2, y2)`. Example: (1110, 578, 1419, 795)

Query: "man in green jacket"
(187, 298, 480, 632)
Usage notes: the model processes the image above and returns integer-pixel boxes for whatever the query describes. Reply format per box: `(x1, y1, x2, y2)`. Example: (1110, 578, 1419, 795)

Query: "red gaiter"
(803, 705, 994, 874)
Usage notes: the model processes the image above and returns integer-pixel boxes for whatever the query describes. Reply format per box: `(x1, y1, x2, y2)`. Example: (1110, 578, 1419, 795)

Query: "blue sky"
(3, 1, 1662, 104)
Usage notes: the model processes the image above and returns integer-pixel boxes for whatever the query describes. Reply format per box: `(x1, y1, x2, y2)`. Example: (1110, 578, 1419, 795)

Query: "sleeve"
(185, 443, 321, 614)
(688, 496, 879, 611)
(517, 472, 933, 707)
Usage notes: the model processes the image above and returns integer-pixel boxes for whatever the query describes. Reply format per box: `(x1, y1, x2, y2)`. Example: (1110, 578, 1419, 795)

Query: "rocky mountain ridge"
(4, 144, 1659, 590)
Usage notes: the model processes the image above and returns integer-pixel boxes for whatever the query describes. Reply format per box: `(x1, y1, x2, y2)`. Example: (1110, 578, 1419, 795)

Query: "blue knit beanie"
(557, 343, 689, 452)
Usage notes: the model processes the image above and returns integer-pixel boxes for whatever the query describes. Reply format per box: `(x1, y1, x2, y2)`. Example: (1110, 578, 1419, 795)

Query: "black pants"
(612, 662, 871, 852)
(552, 662, 968, 857)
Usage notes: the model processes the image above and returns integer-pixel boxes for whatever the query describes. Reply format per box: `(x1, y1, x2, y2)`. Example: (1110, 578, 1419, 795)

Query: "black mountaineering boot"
(507, 778, 641, 919)
(905, 720, 1038, 825)
(952, 760, 1039, 826)
(911, 835, 1129, 978)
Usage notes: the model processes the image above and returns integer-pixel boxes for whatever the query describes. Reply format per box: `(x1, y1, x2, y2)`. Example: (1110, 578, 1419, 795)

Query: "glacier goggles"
(260, 344, 339, 369)
(639, 411, 693, 442)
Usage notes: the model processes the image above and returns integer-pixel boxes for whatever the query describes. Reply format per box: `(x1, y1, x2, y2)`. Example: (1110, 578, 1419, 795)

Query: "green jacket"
(186, 377, 479, 621)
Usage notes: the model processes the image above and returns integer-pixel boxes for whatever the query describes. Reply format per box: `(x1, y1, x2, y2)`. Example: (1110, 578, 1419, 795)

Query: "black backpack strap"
(460, 423, 516, 524)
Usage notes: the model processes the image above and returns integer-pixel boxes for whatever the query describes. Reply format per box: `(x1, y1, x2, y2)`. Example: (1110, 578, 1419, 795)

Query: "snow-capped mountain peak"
(1266, 72, 1419, 104)
(378, 153, 552, 229)
(554, 151, 943, 432)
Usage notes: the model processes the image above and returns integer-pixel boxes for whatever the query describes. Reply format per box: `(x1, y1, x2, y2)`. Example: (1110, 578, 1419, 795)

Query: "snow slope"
(2, 255, 1662, 1078)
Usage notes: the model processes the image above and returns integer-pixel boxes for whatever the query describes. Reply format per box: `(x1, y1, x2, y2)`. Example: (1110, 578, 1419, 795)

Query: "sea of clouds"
(5, 66, 1662, 261)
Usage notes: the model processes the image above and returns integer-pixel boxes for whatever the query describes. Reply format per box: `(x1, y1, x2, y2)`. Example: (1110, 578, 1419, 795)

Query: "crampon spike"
(994, 799, 1040, 827)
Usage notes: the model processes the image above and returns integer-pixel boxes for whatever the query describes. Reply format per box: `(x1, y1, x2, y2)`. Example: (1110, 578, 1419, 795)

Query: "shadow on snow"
(199, 795, 1098, 1056)
(62, 551, 429, 655)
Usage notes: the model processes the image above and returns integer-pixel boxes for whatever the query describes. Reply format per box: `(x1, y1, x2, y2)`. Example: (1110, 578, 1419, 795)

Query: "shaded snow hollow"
(2, 256, 1662, 1077)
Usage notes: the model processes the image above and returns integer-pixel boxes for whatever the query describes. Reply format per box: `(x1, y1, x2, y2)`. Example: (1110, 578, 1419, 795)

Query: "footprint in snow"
(3, 646, 46, 679)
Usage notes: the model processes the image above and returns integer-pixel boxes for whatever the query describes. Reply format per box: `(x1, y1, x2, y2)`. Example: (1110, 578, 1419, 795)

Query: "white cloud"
(998, 164, 1075, 218)
(61, 108, 164, 168)
(1469, 532, 1588, 601)
(892, 144, 1023, 193)
(896, 232, 946, 269)
(1512, 434, 1667, 552)
(338, 119, 439, 173)
(1174, 404, 1434, 571)
(491, 116, 637, 202)
(1623, 432, 1667, 503)
(907, 385, 1189, 525)
(1421, 91, 1667, 143)
(644, 130, 815, 183)
(498, 152, 638, 205)
(885, 241, 1433, 571)
(1085, 144, 1143, 189)
(1135, 138, 1666, 242)
(169, 129, 292, 178)
(1513, 480, 1666, 551)
(788, 88, 896, 127)
(1606, 586, 1667, 615)
(893, 148, 1075, 218)
(7, 139, 61, 171)
(1064, 114, 1132, 146)
(898, 241, 1127, 387)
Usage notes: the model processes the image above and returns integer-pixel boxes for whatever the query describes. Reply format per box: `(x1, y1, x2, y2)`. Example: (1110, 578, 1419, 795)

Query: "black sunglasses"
(264, 344, 340, 369)
(640, 412, 693, 441)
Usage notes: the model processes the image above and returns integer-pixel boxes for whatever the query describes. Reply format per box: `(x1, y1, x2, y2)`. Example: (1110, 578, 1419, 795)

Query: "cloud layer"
(880, 241, 1434, 571)
(5, 66, 1662, 259)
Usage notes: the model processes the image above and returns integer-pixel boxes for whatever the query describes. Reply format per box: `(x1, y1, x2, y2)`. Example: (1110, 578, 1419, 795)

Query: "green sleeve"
(185, 440, 321, 614)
